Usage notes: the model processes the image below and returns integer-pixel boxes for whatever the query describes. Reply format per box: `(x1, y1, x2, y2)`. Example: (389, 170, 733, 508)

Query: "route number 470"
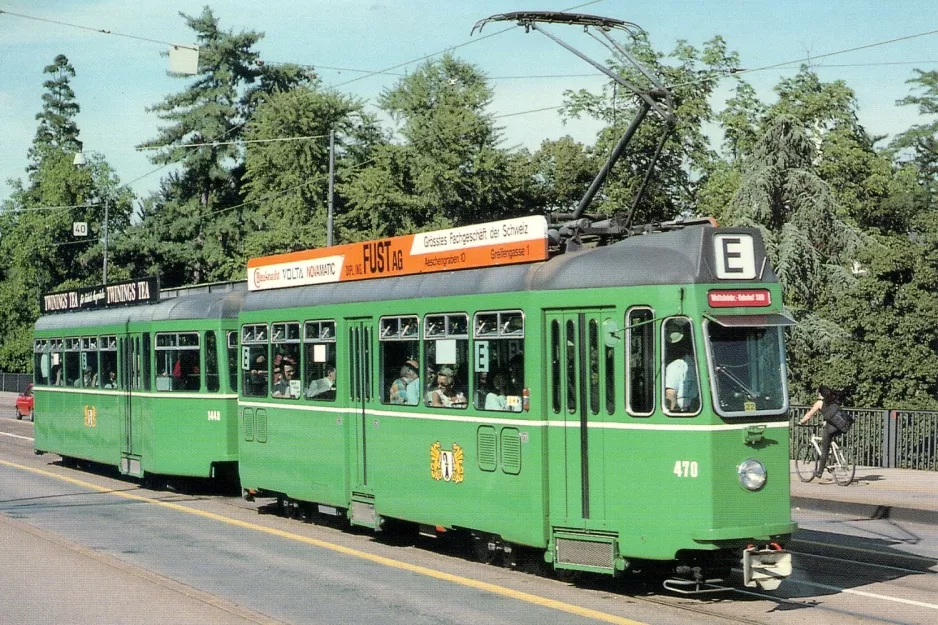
(673, 460, 699, 478)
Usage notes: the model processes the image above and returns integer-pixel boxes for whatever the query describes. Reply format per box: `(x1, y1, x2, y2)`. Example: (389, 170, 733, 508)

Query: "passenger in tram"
(51, 364, 63, 386)
(249, 355, 268, 395)
(172, 353, 200, 391)
(305, 366, 337, 399)
(429, 366, 467, 408)
(272, 363, 299, 398)
(103, 371, 117, 389)
(389, 360, 420, 405)
(484, 371, 520, 412)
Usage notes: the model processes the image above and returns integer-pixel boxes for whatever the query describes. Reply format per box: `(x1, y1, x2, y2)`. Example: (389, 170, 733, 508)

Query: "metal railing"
(790, 406, 938, 471)
(0, 372, 32, 393)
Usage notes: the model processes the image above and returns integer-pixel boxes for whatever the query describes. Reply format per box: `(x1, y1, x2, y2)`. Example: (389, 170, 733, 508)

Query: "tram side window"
(424, 314, 469, 409)
(227, 332, 238, 392)
(304, 321, 337, 401)
(142, 334, 151, 391)
(380, 316, 420, 405)
(205, 331, 219, 393)
(155, 333, 201, 392)
(663, 317, 700, 415)
(64, 338, 81, 387)
(626, 308, 655, 416)
(271, 322, 301, 399)
(550, 321, 561, 413)
(100, 336, 117, 388)
(242, 324, 269, 398)
(473, 311, 524, 412)
(80, 337, 99, 388)
(34, 340, 49, 385)
(48, 339, 64, 386)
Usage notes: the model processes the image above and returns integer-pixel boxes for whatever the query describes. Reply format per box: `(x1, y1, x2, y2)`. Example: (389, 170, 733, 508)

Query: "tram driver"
(665, 327, 699, 413)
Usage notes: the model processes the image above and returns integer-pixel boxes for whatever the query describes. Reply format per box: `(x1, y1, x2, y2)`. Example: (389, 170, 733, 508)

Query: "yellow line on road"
(0, 459, 647, 625)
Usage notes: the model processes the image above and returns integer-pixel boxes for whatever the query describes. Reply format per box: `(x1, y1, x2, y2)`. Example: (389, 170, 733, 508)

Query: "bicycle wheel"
(795, 442, 818, 482)
(832, 443, 856, 486)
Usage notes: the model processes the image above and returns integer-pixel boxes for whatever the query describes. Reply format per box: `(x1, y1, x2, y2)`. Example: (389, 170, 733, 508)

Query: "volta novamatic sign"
(246, 216, 550, 291)
(41, 277, 160, 314)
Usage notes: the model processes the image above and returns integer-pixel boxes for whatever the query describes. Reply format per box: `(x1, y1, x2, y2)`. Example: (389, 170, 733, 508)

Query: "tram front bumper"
(742, 545, 791, 590)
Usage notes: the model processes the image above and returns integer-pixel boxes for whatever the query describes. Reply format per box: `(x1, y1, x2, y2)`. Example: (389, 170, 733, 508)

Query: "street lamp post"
(72, 148, 109, 285)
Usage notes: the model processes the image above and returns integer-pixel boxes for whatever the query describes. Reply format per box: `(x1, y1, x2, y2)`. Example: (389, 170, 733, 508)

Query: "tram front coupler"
(742, 544, 791, 591)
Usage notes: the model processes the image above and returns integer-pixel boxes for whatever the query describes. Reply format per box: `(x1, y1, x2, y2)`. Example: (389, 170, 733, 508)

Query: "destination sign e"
(247, 216, 550, 291)
(41, 277, 160, 314)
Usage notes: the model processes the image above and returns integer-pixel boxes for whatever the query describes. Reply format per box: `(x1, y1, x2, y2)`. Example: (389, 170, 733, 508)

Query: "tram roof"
(35, 289, 246, 332)
(242, 226, 775, 312)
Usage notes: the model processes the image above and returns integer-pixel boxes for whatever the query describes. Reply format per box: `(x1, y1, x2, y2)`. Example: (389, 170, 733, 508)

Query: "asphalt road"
(3, 404, 938, 625)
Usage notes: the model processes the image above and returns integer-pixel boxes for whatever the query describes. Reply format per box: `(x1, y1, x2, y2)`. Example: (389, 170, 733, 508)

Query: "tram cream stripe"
(239, 401, 789, 432)
(40, 387, 238, 400)
(0, 459, 649, 625)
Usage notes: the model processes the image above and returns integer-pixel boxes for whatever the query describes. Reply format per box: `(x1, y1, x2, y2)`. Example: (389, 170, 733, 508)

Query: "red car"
(15, 383, 33, 421)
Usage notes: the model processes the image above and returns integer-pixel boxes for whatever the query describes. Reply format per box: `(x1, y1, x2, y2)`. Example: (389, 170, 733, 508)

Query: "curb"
(792, 496, 938, 525)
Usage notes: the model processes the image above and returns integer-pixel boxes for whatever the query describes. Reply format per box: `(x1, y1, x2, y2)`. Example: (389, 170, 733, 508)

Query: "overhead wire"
(0, 8, 198, 51)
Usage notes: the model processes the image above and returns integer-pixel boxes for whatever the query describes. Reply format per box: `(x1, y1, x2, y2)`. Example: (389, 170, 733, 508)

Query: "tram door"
(118, 333, 144, 476)
(546, 309, 613, 528)
(347, 318, 375, 496)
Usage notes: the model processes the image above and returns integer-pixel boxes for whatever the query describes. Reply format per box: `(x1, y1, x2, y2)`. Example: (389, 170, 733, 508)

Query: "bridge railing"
(789, 406, 938, 471)
(0, 372, 32, 393)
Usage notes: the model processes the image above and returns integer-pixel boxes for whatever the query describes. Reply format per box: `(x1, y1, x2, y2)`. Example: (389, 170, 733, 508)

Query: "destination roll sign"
(247, 216, 550, 291)
(41, 277, 160, 314)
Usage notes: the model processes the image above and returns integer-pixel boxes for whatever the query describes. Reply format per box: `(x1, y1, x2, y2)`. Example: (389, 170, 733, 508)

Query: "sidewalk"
(790, 461, 938, 524)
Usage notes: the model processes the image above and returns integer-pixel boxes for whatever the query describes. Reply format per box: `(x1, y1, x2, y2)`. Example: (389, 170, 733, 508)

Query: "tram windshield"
(705, 321, 788, 417)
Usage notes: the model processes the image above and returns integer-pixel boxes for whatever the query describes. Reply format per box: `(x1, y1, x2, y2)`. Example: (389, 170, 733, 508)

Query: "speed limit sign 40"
(73, 222, 88, 236)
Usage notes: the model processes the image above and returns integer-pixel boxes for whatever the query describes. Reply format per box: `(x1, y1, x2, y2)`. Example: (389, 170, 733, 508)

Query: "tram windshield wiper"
(715, 366, 758, 400)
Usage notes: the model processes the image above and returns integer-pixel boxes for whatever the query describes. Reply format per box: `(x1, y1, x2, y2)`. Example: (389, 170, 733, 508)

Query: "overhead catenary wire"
(0, 9, 198, 51)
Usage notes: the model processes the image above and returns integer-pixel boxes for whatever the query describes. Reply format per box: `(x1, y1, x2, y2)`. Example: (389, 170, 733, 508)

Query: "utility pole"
(327, 129, 335, 247)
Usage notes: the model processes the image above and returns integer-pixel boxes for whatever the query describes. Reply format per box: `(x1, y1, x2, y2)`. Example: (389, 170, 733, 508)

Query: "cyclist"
(798, 385, 845, 478)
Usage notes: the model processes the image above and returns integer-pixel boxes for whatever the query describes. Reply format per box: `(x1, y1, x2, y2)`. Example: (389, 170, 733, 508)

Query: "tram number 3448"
(673, 460, 699, 478)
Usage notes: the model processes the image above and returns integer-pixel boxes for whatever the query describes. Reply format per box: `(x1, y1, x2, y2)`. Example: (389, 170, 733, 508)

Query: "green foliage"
(28, 55, 81, 171)
(375, 53, 513, 226)
(241, 85, 381, 257)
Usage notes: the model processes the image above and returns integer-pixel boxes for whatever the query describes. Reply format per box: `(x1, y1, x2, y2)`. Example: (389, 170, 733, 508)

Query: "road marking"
(796, 579, 938, 610)
(0, 431, 33, 441)
(0, 459, 648, 625)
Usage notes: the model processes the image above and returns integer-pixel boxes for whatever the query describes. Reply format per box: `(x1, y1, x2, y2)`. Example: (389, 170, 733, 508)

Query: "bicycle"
(795, 424, 856, 486)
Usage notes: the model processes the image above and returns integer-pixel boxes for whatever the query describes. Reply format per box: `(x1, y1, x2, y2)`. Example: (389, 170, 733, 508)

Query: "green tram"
(237, 222, 795, 590)
(32, 282, 244, 480)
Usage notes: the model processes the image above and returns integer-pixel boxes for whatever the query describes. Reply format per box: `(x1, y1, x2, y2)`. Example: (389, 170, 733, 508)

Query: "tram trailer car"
(237, 224, 794, 590)
(33, 286, 244, 480)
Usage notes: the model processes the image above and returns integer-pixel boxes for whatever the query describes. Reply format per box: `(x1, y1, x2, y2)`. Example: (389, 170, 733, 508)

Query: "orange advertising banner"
(246, 216, 549, 291)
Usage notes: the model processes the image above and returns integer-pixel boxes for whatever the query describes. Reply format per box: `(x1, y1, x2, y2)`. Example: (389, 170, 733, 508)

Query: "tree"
(892, 69, 938, 209)
(27, 54, 81, 171)
(239, 85, 381, 260)
(0, 56, 131, 371)
(375, 53, 514, 227)
(132, 7, 266, 285)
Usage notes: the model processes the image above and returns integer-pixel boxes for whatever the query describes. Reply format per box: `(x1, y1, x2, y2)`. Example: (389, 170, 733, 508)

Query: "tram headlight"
(737, 459, 767, 491)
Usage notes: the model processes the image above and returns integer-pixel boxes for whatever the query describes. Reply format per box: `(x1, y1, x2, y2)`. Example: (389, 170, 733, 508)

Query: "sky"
(1, 0, 935, 206)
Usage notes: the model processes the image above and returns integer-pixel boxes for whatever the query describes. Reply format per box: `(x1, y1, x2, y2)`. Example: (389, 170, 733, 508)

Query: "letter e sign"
(714, 234, 756, 279)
